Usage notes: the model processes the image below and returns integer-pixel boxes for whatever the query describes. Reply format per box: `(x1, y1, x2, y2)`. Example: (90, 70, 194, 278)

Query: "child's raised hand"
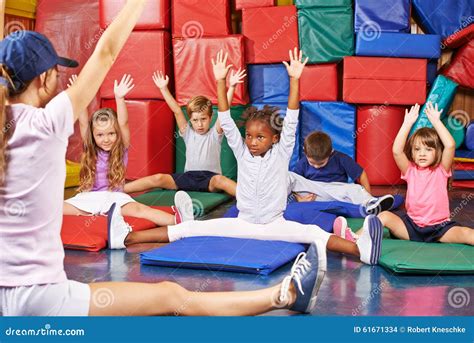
(212, 50, 233, 81)
(114, 74, 135, 99)
(152, 71, 169, 89)
(282, 47, 308, 80)
(229, 68, 247, 87)
(404, 103, 420, 125)
(425, 101, 443, 123)
(67, 74, 78, 88)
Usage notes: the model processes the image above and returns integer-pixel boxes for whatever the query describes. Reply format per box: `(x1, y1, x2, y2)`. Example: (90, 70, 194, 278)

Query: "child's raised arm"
(67, 74, 88, 142)
(283, 48, 307, 110)
(114, 74, 134, 148)
(425, 101, 456, 172)
(393, 103, 420, 174)
(66, 0, 147, 121)
(152, 71, 188, 135)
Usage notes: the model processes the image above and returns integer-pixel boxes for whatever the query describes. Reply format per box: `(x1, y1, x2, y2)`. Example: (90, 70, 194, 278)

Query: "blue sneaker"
(279, 240, 327, 313)
(356, 215, 383, 265)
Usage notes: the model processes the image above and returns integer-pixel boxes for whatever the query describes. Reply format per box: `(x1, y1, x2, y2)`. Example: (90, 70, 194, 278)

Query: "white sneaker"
(173, 191, 194, 223)
(365, 195, 394, 215)
(107, 203, 132, 250)
(356, 215, 383, 265)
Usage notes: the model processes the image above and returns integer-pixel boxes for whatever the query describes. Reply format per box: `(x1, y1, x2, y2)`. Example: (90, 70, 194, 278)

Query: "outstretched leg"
(439, 226, 474, 245)
(124, 173, 177, 194)
(121, 202, 175, 226)
(208, 175, 237, 196)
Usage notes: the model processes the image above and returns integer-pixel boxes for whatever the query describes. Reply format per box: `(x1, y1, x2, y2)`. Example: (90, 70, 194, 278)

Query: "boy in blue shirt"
(289, 131, 394, 215)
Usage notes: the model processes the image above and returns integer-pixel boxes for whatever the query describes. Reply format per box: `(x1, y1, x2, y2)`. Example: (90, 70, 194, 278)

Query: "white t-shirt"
(0, 92, 74, 286)
(181, 123, 223, 174)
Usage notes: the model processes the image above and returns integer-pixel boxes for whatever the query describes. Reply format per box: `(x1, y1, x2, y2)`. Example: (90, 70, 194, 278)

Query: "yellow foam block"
(455, 157, 474, 163)
(277, 0, 293, 5)
(65, 160, 81, 189)
(5, 0, 37, 19)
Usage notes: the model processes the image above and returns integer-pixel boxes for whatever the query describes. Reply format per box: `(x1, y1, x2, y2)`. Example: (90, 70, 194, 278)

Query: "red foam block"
(102, 99, 175, 180)
(61, 206, 174, 251)
(242, 6, 299, 64)
(442, 39, 474, 89)
(300, 64, 338, 101)
(172, 0, 231, 38)
(443, 24, 474, 49)
(343, 57, 427, 105)
(452, 180, 474, 189)
(173, 35, 248, 106)
(236, 0, 274, 10)
(100, 31, 172, 99)
(356, 105, 406, 185)
(99, 0, 170, 30)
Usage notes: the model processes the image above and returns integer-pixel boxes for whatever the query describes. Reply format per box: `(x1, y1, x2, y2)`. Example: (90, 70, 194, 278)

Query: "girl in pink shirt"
(336, 102, 473, 245)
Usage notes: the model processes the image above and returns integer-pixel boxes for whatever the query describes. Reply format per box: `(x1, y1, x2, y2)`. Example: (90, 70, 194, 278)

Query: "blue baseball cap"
(0, 30, 78, 90)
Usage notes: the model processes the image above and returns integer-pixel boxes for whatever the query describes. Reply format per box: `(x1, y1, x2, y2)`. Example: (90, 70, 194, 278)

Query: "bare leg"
(438, 226, 474, 245)
(326, 235, 360, 257)
(376, 211, 409, 240)
(124, 226, 170, 245)
(208, 175, 237, 197)
(89, 281, 295, 316)
(63, 202, 92, 216)
(124, 173, 177, 194)
(121, 202, 175, 226)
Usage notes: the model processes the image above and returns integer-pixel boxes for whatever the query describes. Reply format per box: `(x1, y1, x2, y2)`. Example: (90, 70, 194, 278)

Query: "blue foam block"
(427, 59, 438, 86)
(354, 0, 411, 33)
(300, 102, 356, 159)
(355, 33, 441, 59)
(252, 102, 300, 170)
(248, 64, 289, 103)
(140, 236, 305, 275)
(412, 0, 474, 40)
(466, 122, 474, 151)
(456, 150, 474, 159)
(454, 170, 474, 181)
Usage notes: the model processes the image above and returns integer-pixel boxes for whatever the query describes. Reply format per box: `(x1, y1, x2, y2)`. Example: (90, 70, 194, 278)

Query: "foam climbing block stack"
(343, 57, 427, 105)
(300, 102, 356, 159)
(298, 5, 353, 63)
(175, 105, 248, 181)
(248, 64, 289, 103)
(101, 99, 175, 180)
(242, 5, 299, 64)
(235, 0, 274, 10)
(100, 31, 172, 99)
(412, 0, 474, 49)
(35, 0, 101, 162)
(356, 106, 405, 185)
(295, 0, 350, 8)
(354, 0, 411, 33)
(99, 0, 170, 30)
(252, 102, 300, 170)
(172, 0, 231, 38)
(410, 75, 458, 135)
(442, 39, 474, 90)
(300, 64, 338, 101)
(173, 35, 248, 106)
(466, 122, 474, 151)
(355, 33, 441, 59)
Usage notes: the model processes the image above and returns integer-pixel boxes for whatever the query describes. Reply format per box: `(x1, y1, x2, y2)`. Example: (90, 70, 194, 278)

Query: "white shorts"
(0, 280, 90, 316)
(65, 191, 135, 215)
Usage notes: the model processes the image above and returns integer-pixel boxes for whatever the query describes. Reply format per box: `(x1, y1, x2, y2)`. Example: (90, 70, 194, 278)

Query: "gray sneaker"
(173, 191, 194, 223)
(107, 203, 132, 250)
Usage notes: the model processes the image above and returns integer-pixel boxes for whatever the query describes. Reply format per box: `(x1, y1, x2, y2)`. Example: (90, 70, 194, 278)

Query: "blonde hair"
(186, 96, 212, 118)
(405, 127, 444, 168)
(78, 108, 126, 192)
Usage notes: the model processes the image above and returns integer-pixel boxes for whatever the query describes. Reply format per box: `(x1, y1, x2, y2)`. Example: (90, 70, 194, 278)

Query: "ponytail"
(0, 65, 14, 185)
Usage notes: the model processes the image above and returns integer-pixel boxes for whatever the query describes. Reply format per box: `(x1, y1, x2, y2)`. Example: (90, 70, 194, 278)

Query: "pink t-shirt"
(0, 92, 73, 286)
(402, 162, 452, 227)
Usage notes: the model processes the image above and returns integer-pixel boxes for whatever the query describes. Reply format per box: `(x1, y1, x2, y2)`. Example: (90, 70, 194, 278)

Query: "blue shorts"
(397, 212, 459, 243)
(171, 171, 217, 192)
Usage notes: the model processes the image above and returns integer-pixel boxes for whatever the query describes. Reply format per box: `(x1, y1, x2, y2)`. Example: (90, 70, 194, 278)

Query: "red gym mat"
(452, 180, 474, 189)
(242, 6, 299, 64)
(100, 31, 172, 99)
(101, 99, 175, 180)
(235, 0, 274, 10)
(99, 0, 170, 30)
(61, 206, 174, 251)
(442, 39, 474, 89)
(356, 105, 406, 185)
(300, 64, 338, 101)
(343, 57, 427, 105)
(36, 0, 101, 162)
(173, 35, 248, 106)
(172, 0, 231, 38)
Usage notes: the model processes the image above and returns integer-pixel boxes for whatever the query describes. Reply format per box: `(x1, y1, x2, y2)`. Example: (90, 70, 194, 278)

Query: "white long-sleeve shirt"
(218, 108, 299, 224)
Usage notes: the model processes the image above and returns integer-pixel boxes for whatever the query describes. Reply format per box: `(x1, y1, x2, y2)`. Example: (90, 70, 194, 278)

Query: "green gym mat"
(176, 105, 247, 181)
(134, 190, 231, 218)
(346, 218, 474, 274)
(298, 6, 354, 63)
